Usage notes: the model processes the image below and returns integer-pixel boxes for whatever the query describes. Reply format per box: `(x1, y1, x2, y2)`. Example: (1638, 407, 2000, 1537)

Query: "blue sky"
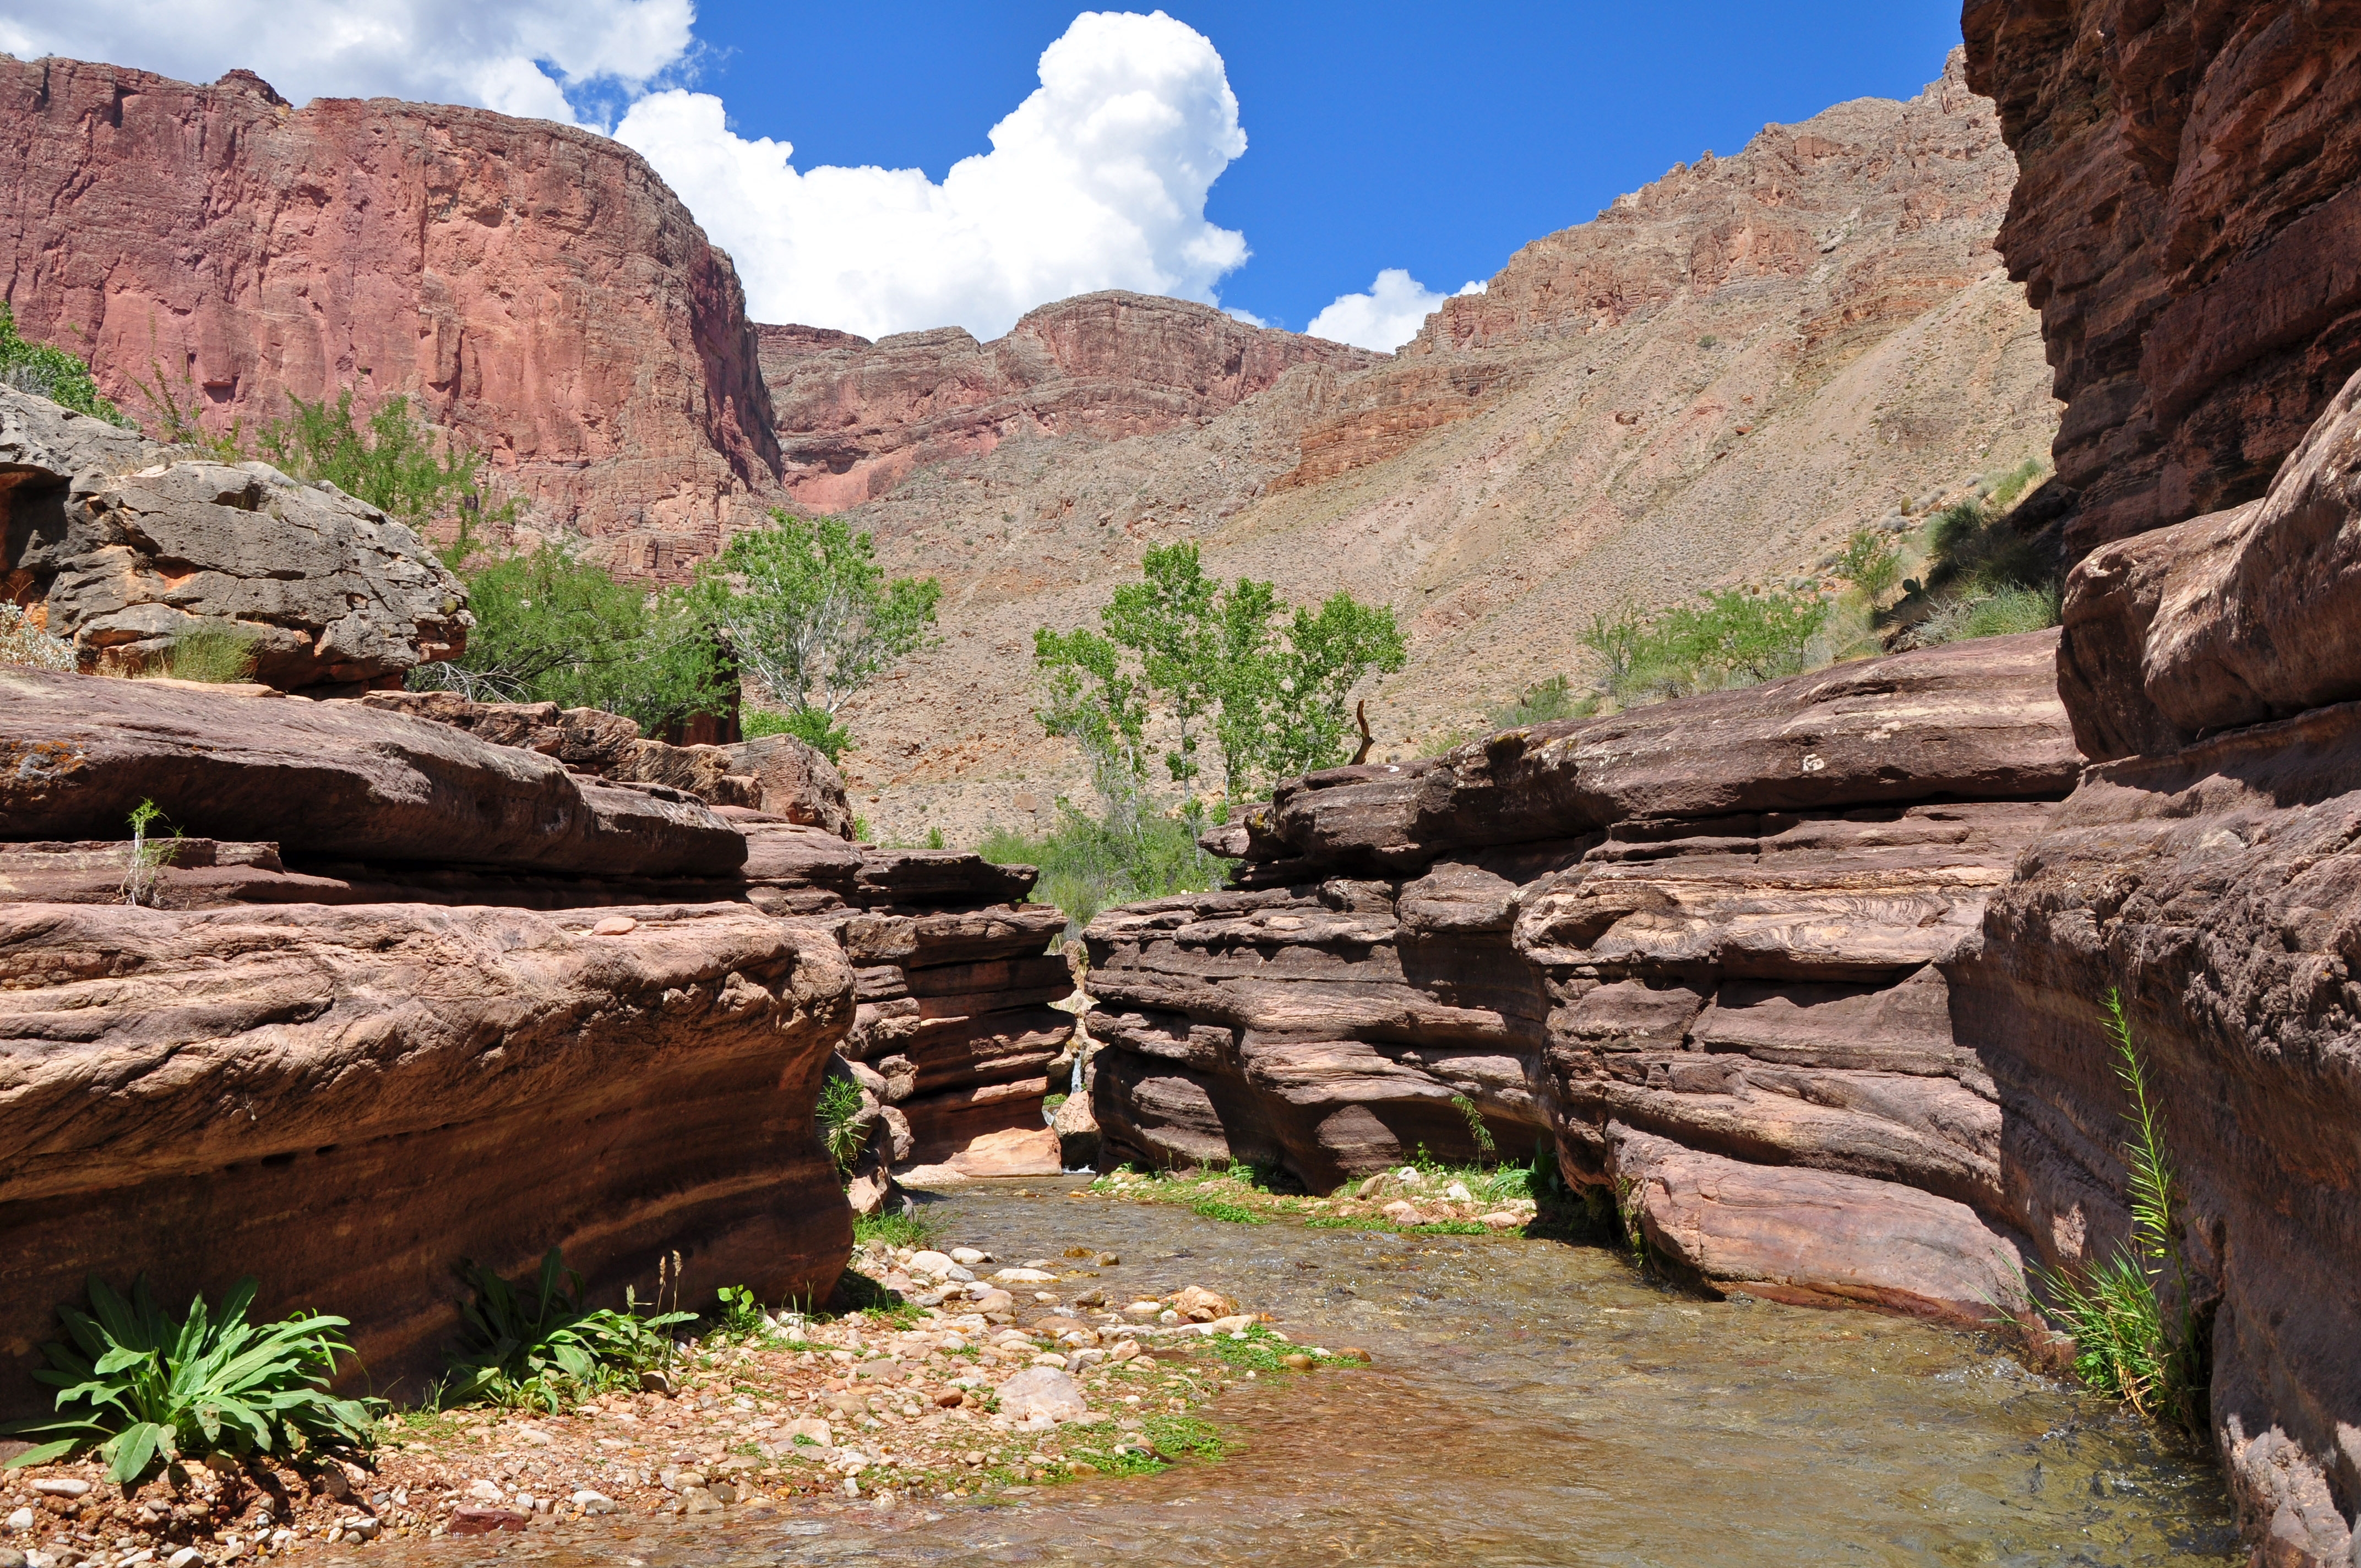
(671, 2, 1968, 333)
(6, 0, 1969, 346)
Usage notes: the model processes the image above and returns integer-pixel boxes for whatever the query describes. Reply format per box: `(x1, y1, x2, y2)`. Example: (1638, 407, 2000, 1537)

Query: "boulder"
(1611, 1126, 2027, 1323)
(0, 901, 855, 1403)
(992, 1365, 1086, 1423)
(1, 390, 468, 690)
(0, 667, 744, 878)
(721, 734, 854, 839)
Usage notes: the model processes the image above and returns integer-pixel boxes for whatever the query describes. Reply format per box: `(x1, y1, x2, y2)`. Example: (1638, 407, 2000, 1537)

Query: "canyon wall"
(0, 55, 781, 575)
(1962, 0, 2361, 558)
(801, 53, 2063, 845)
(760, 293, 1378, 513)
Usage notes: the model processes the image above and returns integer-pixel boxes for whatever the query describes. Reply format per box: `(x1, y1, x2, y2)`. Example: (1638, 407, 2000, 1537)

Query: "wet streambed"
(423, 1178, 2239, 1567)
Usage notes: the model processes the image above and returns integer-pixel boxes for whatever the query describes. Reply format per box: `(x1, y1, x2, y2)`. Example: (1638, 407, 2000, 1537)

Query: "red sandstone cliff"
(1963, 0, 2361, 556)
(758, 292, 1378, 512)
(0, 55, 781, 576)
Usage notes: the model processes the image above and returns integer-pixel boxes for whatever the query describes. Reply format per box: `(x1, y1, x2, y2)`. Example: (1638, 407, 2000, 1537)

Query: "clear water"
(414, 1179, 2240, 1567)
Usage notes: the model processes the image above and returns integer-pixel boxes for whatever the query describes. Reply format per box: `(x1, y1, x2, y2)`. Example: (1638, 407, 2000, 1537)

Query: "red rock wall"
(759, 292, 1377, 512)
(1962, 0, 2361, 558)
(0, 56, 782, 576)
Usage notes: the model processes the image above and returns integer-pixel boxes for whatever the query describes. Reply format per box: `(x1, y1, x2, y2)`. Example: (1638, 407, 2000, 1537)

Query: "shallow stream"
(437, 1178, 2240, 1566)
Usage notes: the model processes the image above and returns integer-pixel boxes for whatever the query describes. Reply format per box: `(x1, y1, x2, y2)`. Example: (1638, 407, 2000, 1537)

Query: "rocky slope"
(0, 55, 780, 574)
(1962, 0, 2361, 558)
(815, 52, 2061, 843)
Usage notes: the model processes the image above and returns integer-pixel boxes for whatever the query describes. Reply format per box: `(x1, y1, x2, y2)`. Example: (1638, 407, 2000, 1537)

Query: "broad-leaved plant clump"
(1, 1275, 378, 1484)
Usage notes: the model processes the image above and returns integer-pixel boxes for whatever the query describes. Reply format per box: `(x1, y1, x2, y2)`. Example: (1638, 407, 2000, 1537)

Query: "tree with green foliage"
(697, 513, 942, 761)
(1032, 542, 1406, 836)
(1586, 586, 1831, 706)
(0, 306, 130, 426)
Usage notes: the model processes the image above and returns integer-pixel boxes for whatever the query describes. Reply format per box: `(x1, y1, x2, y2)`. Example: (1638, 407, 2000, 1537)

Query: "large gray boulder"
(0, 386, 467, 692)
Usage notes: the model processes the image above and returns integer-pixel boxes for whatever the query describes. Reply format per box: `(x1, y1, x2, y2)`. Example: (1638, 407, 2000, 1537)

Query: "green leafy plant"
(1187, 1198, 1266, 1226)
(1035, 543, 1405, 826)
(121, 799, 186, 907)
(976, 804, 1224, 933)
(0, 305, 130, 426)
(413, 540, 730, 732)
(0, 603, 77, 671)
(714, 1286, 765, 1340)
(145, 619, 260, 684)
(2028, 992, 2206, 1428)
(741, 703, 853, 763)
(444, 1249, 693, 1412)
(816, 1075, 869, 1179)
(1595, 587, 1831, 706)
(697, 512, 942, 756)
(1833, 530, 1903, 604)
(1, 1275, 378, 1484)
(1451, 1095, 1497, 1167)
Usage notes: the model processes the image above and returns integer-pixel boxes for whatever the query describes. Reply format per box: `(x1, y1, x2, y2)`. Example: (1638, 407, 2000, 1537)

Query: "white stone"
(571, 1491, 617, 1515)
(2, 1507, 29, 1532)
(995, 1365, 1089, 1423)
(27, 1482, 87, 1499)
(904, 1250, 955, 1278)
(948, 1248, 990, 1266)
(992, 1267, 1057, 1284)
(466, 1479, 503, 1501)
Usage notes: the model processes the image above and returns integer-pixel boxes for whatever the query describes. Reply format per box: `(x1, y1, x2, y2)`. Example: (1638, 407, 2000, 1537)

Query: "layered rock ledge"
(1089, 631, 2079, 1325)
(0, 673, 1071, 1411)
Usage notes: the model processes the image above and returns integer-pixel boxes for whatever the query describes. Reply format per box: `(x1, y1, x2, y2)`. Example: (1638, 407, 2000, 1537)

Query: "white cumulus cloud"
(615, 9, 1250, 340)
(1307, 269, 1488, 352)
(0, 0, 693, 123)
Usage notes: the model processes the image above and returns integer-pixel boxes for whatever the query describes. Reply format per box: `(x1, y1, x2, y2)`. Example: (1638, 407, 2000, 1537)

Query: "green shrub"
(977, 804, 1225, 931)
(815, 1075, 869, 1178)
(0, 306, 130, 426)
(1985, 457, 2045, 511)
(1924, 498, 2054, 600)
(414, 541, 729, 734)
(258, 390, 497, 536)
(1, 1275, 378, 1484)
(1833, 530, 1903, 603)
(1918, 582, 2063, 646)
(1600, 587, 1831, 705)
(146, 619, 260, 683)
(0, 603, 76, 671)
(444, 1249, 693, 1413)
(1483, 673, 1595, 731)
(2029, 991, 2206, 1428)
(742, 704, 852, 762)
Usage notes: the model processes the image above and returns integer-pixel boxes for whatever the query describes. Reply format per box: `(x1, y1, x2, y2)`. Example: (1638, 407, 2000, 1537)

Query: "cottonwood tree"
(1034, 542, 1406, 835)
(700, 513, 943, 758)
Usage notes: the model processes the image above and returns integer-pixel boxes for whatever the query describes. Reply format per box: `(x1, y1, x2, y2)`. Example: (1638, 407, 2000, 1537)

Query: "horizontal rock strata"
(1090, 630, 2077, 1325)
(0, 57, 781, 570)
(0, 674, 1072, 1412)
(0, 901, 853, 1400)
